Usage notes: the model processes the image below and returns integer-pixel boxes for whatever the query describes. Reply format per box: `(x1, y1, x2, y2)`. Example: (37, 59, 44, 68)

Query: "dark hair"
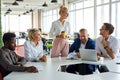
(104, 23, 114, 34)
(3, 32, 16, 44)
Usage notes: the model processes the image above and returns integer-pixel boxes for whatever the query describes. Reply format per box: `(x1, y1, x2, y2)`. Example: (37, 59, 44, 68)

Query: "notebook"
(80, 49, 98, 62)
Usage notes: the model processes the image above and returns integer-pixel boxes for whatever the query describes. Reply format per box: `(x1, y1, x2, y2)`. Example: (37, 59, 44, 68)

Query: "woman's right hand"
(39, 55, 47, 62)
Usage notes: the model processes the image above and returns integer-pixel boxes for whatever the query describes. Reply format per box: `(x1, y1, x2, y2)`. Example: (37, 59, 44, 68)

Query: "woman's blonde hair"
(59, 5, 68, 14)
(28, 28, 39, 40)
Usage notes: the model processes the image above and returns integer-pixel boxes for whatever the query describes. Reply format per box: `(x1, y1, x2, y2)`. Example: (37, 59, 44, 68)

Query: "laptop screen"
(79, 49, 98, 62)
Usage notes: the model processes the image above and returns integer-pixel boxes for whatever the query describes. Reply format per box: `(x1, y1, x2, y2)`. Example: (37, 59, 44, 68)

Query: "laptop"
(79, 49, 98, 62)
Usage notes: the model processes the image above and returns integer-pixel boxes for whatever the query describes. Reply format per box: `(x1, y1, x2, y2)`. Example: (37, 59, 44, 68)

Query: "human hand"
(102, 37, 108, 47)
(77, 52, 80, 58)
(39, 55, 47, 62)
(97, 55, 101, 60)
(25, 66, 38, 73)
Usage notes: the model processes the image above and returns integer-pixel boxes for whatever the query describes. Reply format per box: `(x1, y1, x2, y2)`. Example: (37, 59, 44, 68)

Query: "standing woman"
(24, 28, 47, 62)
(49, 5, 71, 58)
(49, 5, 71, 38)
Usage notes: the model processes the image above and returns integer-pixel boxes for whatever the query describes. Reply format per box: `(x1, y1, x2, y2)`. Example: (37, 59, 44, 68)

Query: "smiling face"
(7, 37, 16, 51)
(59, 6, 68, 20)
(3, 32, 16, 51)
(31, 30, 41, 42)
(79, 30, 89, 44)
(59, 10, 68, 19)
(99, 24, 109, 37)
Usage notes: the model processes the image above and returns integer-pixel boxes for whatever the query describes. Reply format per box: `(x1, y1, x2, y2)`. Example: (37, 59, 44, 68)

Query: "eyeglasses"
(100, 28, 106, 30)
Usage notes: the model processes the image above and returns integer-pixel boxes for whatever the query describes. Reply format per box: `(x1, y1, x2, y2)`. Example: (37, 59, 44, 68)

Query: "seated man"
(96, 23, 120, 72)
(66, 28, 96, 75)
(0, 32, 38, 78)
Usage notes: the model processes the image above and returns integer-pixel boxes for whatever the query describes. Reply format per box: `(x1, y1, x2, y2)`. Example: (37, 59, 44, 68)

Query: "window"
(68, 0, 120, 38)
(96, 4, 109, 37)
(111, 2, 120, 38)
(42, 9, 59, 33)
(2, 15, 31, 33)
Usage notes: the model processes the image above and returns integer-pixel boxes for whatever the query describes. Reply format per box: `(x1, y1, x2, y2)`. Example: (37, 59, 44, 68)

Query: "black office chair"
(41, 37, 47, 51)
(45, 39, 53, 54)
(74, 32, 79, 40)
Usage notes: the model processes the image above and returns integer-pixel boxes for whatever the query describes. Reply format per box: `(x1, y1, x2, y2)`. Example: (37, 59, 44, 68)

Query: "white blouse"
(24, 40, 43, 62)
(49, 19, 71, 38)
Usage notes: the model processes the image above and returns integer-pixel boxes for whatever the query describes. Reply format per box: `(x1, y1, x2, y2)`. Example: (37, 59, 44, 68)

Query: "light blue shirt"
(49, 19, 71, 38)
(24, 40, 43, 61)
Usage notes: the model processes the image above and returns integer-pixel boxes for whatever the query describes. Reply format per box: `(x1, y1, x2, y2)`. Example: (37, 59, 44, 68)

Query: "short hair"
(3, 32, 16, 44)
(104, 23, 114, 34)
(59, 5, 68, 14)
(79, 28, 88, 33)
(28, 28, 39, 40)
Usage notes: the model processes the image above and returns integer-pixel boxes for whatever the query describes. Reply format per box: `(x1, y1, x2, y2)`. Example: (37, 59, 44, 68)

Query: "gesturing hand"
(102, 37, 108, 47)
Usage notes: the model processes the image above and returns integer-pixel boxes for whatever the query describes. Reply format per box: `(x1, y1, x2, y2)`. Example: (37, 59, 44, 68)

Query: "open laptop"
(80, 49, 98, 62)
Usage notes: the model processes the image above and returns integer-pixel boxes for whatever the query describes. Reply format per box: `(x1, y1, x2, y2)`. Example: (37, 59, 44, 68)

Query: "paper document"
(66, 52, 78, 60)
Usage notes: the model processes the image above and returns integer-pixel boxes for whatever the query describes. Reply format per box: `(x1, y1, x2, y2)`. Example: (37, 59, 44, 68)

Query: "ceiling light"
(5, 11, 10, 14)
(7, 8, 12, 12)
(26, 11, 29, 13)
(23, 12, 26, 15)
(42, 2, 48, 7)
(51, 0, 57, 3)
(16, 0, 23, 1)
(29, 9, 33, 12)
(12, 1, 19, 5)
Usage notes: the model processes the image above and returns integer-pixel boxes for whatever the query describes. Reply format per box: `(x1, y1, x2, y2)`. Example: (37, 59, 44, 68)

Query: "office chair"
(45, 39, 53, 54)
(0, 72, 2, 80)
(74, 32, 79, 40)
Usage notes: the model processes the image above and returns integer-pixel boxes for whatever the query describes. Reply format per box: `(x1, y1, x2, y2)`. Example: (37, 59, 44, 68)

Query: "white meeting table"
(3, 57, 120, 80)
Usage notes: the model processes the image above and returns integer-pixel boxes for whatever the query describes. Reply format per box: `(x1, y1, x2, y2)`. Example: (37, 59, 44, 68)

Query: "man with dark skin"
(0, 32, 38, 78)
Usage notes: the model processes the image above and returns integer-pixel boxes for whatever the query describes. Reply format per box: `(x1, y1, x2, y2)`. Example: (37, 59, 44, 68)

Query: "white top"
(24, 40, 44, 61)
(49, 19, 71, 38)
(96, 36, 119, 59)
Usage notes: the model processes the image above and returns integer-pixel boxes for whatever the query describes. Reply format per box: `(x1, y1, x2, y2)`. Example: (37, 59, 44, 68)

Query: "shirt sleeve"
(69, 39, 79, 53)
(67, 22, 71, 36)
(111, 38, 119, 56)
(14, 52, 26, 66)
(49, 22, 55, 38)
(96, 38, 101, 55)
(0, 50, 25, 72)
(38, 41, 44, 58)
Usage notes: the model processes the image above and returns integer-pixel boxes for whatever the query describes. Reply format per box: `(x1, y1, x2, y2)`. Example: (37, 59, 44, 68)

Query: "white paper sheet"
(66, 52, 78, 60)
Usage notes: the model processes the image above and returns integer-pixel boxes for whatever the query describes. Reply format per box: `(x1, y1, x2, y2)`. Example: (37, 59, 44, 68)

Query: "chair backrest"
(15, 45, 25, 57)
(74, 32, 79, 40)
(0, 72, 2, 80)
(45, 39, 53, 49)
